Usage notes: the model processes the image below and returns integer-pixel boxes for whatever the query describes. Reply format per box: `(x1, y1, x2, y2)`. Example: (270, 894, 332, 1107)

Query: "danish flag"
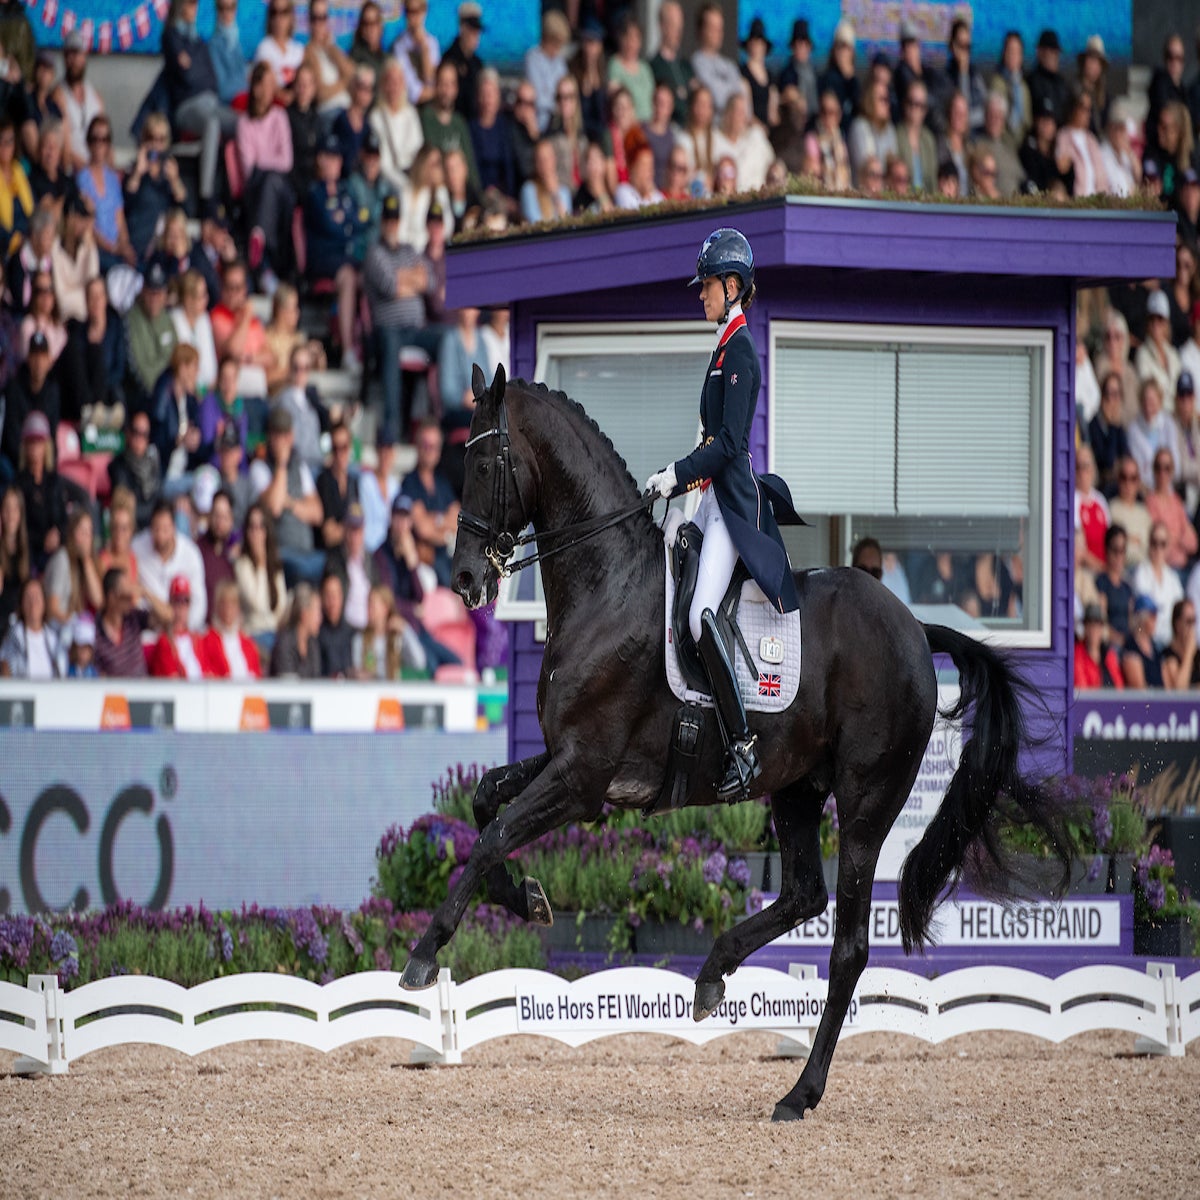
(152, 0, 170, 18)
(758, 672, 781, 697)
(61, 8, 76, 36)
(134, 5, 150, 39)
(79, 19, 95, 49)
(117, 14, 133, 49)
(41, 0, 58, 29)
(97, 21, 112, 53)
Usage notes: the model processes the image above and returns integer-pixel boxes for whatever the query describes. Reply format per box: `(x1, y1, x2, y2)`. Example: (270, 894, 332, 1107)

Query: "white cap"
(1146, 290, 1170, 320)
(192, 464, 220, 515)
(834, 20, 856, 48)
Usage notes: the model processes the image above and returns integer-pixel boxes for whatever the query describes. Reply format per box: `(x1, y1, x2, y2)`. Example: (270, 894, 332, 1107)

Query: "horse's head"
(452, 362, 533, 609)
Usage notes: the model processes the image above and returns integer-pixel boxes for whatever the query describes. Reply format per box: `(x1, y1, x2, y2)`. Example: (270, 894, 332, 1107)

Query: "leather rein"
(457, 397, 657, 579)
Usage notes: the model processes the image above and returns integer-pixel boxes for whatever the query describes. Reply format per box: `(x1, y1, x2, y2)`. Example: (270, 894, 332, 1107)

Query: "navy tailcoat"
(673, 322, 801, 614)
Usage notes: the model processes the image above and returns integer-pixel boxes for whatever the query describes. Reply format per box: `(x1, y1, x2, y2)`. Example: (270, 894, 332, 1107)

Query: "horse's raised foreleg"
(400, 756, 595, 989)
(772, 840, 882, 1122)
(693, 780, 828, 1020)
(471, 752, 553, 921)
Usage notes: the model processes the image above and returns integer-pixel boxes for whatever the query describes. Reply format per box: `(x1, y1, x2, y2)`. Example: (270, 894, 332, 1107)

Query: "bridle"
(457, 394, 657, 579)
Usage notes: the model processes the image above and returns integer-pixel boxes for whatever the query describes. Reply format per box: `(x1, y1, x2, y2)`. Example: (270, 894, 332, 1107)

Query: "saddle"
(649, 516, 802, 815)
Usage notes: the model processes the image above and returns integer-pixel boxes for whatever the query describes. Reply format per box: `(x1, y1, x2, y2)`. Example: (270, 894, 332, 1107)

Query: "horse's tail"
(897, 624, 1070, 955)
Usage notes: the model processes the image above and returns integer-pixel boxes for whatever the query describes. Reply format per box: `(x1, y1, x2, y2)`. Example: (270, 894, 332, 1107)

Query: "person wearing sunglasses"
(253, 0, 304, 96)
(1133, 521, 1185, 648)
(1145, 448, 1197, 572)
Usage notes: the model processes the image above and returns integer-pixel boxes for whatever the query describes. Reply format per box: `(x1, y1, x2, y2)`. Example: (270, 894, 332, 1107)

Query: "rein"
(458, 397, 657, 578)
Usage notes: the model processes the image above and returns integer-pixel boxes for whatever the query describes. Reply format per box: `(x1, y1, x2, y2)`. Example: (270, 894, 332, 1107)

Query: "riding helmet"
(689, 228, 755, 296)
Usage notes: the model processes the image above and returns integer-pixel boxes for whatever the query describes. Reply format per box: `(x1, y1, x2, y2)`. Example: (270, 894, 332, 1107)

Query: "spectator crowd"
(0, 3, 1199, 685)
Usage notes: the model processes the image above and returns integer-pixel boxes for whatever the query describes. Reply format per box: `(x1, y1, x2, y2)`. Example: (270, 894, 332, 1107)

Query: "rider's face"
(700, 276, 730, 322)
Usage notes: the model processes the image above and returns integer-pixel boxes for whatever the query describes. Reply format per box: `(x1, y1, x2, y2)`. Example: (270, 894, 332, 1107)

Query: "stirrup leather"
(718, 735, 761, 802)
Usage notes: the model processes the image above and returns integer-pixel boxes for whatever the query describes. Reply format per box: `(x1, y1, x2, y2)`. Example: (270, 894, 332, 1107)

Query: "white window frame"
(768, 320, 1055, 650)
(494, 320, 713, 623)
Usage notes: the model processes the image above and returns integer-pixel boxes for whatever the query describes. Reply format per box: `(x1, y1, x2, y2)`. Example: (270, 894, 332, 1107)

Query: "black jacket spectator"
(18, 467, 67, 566)
(270, 623, 322, 677)
(289, 98, 323, 194)
(60, 309, 128, 421)
(315, 464, 359, 550)
(444, 35, 483, 121)
(817, 64, 860, 136)
(1, 363, 60, 468)
(318, 615, 354, 678)
(1088, 411, 1130, 494)
(124, 171, 176, 263)
(1026, 61, 1070, 124)
(1020, 133, 1073, 195)
(161, 24, 219, 114)
(107, 444, 162, 529)
(470, 113, 517, 198)
(149, 369, 209, 475)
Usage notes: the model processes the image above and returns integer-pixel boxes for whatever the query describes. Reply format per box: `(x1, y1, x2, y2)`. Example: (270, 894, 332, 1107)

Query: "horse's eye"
(477, 458, 491, 477)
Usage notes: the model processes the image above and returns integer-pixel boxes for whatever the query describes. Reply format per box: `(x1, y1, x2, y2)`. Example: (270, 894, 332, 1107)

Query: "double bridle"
(457, 395, 657, 578)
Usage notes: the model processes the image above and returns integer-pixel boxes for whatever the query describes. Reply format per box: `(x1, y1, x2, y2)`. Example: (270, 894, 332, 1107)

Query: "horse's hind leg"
(694, 779, 828, 1020)
(471, 752, 553, 923)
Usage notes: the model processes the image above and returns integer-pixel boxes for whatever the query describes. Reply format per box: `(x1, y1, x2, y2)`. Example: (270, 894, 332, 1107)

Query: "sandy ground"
(2, 1031, 1197, 1200)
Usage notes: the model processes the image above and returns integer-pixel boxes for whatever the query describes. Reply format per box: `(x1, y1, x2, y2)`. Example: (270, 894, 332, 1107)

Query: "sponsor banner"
(0, 729, 506, 915)
(875, 686, 959, 881)
(0, 680, 486, 733)
(1072, 696, 1200, 810)
(768, 894, 1125, 950)
(511, 967, 855, 1036)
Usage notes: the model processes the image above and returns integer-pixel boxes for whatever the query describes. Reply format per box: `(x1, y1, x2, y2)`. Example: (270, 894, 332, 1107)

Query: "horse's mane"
(506, 377, 643, 498)
(505, 377, 662, 552)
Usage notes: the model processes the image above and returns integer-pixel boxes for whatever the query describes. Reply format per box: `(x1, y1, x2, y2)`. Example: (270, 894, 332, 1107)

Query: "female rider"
(644, 228, 801, 802)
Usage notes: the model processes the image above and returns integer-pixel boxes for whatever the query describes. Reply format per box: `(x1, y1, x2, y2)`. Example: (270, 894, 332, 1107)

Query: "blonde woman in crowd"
(371, 58, 424, 192)
(808, 89, 851, 191)
(169, 269, 219, 391)
(263, 282, 325, 396)
(848, 73, 897, 188)
(676, 85, 728, 194)
(521, 137, 572, 223)
(719, 91, 773, 190)
(400, 145, 453, 252)
(352, 583, 425, 680)
(51, 193, 99, 323)
(97, 488, 140, 587)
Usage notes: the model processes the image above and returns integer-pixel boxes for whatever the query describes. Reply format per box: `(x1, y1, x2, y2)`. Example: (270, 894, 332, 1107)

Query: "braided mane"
(504, 376, 661, 550)
(506, 377, 642, 496)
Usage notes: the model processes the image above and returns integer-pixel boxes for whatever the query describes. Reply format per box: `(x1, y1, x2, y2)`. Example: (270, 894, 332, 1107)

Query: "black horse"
(401, 366, 1067, 1121)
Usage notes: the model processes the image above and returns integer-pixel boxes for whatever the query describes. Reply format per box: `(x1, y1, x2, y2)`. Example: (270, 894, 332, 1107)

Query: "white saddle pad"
(662, 515, 801, 714)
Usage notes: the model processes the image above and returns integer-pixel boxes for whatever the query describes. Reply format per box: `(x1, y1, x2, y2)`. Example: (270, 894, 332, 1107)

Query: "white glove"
(644, 463, 678, 499)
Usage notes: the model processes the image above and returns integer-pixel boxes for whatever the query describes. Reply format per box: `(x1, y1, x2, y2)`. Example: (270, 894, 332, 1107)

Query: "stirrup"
(717, 735, 761, 803)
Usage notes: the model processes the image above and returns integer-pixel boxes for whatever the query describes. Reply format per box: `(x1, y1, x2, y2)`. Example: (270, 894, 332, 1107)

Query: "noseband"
(457, 395, 657, 578)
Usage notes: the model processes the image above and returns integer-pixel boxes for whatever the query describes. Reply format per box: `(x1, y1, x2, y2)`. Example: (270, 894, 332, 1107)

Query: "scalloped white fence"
(2, 963, 1196, 1075)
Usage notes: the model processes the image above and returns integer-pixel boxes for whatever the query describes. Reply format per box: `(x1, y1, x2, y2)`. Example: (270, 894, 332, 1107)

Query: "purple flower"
(219, 926, 234, 963)
(49, 931, 77, 964)
(727, 858, 751, 889)
(1145, 879, 1167, 912)
(703, 851, 727, 886)
(1086, 855, 1104, 883)
(57, 955, 79, 983)
(375, 946, 391, 971)
(1091, 804, 1112, 851)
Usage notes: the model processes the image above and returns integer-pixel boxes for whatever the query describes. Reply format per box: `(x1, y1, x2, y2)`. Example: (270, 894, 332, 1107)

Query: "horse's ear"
(471, 363, 487, 401)
(490, 363, 506, 399)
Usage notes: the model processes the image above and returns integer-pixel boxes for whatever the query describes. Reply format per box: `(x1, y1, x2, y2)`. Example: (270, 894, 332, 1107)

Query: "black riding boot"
(697, 608, 761, 802)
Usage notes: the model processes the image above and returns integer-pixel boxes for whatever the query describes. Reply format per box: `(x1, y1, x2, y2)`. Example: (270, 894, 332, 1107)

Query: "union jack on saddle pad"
(661, 515, 801, 715)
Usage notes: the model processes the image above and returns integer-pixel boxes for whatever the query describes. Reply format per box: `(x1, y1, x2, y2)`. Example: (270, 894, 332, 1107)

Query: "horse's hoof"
(399, 956, 439, 990)
(693, 979, 725, 1022)
(771, 1102, 805, 1123)
(525, 877, 554, 927)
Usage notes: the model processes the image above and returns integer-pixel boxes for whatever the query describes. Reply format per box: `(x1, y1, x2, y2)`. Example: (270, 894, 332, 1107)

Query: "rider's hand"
(643, 464, 678, 499)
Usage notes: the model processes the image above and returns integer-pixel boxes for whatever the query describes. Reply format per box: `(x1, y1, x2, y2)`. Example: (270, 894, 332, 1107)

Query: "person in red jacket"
(1073, 602, 1124, 689)
(149, 574, 215, 678)
(201, 578, 262, 679)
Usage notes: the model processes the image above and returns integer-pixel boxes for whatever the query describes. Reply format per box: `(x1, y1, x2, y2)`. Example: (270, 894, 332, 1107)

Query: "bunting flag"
(79, 17, 93, 45)
(116, 14, 133, 50)
(134, 4, 150, 38)
(40, 0, 58, 29)
(60, 8, 76, 35)
(97, 21, 112, 53)
(151, 0, 169, 17)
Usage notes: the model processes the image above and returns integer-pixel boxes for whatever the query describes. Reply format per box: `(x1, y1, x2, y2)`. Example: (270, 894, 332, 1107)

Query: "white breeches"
(689, 487, 739, 643)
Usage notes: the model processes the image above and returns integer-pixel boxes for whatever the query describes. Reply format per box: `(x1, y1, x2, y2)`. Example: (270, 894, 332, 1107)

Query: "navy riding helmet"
(689, 227, 755, 301)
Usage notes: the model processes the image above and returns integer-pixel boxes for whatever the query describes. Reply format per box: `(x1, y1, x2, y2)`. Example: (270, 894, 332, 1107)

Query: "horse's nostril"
(455, 570, 475, 597)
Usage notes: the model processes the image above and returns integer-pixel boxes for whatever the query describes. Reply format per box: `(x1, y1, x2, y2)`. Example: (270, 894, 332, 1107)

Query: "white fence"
(2, 963, 1196, 1075)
